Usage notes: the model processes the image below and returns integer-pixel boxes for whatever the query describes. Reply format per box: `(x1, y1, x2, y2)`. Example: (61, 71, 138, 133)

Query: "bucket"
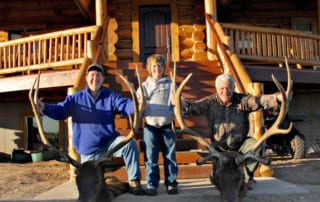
(31, 152, 44, 162)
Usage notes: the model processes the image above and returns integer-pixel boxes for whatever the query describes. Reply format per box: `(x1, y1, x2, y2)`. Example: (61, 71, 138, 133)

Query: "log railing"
(0, 26, 98, 75)
(205, 14, 246, 93)
(222, 23, 320, 67)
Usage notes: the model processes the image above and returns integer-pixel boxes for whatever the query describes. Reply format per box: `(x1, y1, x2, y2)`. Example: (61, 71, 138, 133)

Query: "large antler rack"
(249, 57, 293, 152)
(171, 64, 224, 160)
(29, 72, 80, 168)
(29, 68, 144, 167)
(99, 66, 144, 161)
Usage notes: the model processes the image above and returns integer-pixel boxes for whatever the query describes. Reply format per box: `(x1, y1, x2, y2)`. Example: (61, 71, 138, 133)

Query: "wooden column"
(318, 0, 320, 33)
(95, 0, 106, 26)
(67, 87, 80, 181)
(204, 0, 218, 60)
(249, 82, 274, 177)
(250, 82, 264, 140)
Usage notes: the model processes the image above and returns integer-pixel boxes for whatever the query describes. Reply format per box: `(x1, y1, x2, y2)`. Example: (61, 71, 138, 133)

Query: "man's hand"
(36, 97, 45, 116)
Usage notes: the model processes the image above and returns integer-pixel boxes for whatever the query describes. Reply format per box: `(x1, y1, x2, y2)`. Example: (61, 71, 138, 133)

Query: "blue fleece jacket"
(43, 86, 134, 155)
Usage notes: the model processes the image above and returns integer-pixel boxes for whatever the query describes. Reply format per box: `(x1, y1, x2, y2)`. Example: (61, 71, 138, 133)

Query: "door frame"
(132, 0, 180, 62)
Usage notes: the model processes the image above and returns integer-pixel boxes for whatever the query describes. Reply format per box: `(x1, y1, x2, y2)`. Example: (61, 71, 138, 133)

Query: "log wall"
(218, 0, 317, 30)
(107, 0, 208, 62)
(0, 0, 91, 34)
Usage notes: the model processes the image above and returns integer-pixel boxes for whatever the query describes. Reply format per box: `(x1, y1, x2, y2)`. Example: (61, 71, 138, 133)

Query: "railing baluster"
(66, 35, 70, 60)
(72, 35, 75, 59)
(44, 39, 47, 63)
(235, 30, 239, 54)
(267, 33, 272, 57)
(13, 45, 16, 68)
(84, 32, 88, 58)
(4, 47, 7, 69)
(28, 42, 31, 66)
(262, 33, 266, 56)
(54, 37, 58, 62)
(241, 31, 245, 55)
(8, 46, 11, 69)
(78, 33, 82, 58)
(49, 38, 52, 63)
(60, 36, 64, 61)
(18, 44, 21, 67)
(23, 43, 26, 67)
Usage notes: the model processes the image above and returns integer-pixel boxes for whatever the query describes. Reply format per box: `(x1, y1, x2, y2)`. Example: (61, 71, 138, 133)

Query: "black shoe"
(247, 180, 255, 191)
(145, 184, 157, 196)
(166, 185, 178, 195)
(129, 180, 145, 195)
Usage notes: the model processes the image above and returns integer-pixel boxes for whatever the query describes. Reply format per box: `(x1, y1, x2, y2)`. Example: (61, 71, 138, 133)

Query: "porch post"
(96, 0, 106, 26)
(249, 82, 274, 177)
(318, 0, 320, 33)
(67, 87, 80, 181)
(204, 0, 218, 60)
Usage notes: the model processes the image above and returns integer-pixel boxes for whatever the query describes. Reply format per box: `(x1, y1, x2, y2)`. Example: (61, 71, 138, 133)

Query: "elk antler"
(172, 66, 224, 160)
(250, 57, 293, 152)
(29, 72, 80, 167)
(98, 67, 143, 161)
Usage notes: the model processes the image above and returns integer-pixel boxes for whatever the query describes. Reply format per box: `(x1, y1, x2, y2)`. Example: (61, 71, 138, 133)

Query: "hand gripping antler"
(250, 57, 293, 152)
(172, 65, 225, 161)
(29, 72, 80, 167)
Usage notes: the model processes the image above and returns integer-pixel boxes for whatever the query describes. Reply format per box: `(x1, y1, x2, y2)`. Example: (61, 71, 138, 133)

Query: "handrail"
(0, 26, 98, 75)
(73, 16, 110, 90)
(205, 14, 245, 93)
(222, 23, 320, 66)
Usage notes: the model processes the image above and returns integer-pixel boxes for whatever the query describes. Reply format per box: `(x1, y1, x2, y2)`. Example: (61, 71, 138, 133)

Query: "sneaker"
(166, 185, 178, 195)
(129, 180, 145, 195)
(145, 184, 157, 196)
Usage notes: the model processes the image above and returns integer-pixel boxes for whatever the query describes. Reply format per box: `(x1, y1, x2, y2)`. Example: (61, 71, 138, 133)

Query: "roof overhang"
(0, 70, 79, 93)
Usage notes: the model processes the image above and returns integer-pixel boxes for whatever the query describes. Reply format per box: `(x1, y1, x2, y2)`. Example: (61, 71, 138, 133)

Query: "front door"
(139, 5, 171, 62)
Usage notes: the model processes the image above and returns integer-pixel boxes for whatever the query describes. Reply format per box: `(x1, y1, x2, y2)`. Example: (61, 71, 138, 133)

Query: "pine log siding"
(107, 0, 208, 62)
(218, 0, 317, 31)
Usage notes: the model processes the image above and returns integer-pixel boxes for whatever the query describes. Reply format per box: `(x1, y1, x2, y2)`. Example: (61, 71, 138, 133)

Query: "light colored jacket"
(137, 76, 174, 128)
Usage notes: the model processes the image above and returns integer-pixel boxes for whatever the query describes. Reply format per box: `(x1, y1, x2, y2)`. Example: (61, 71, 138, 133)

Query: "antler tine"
(29, 72, 50, 146)
(284, 57, 293, 113)
(102, 72, 140, 159)
(135, 64, 144, 131)
(251, 64, 293, 151)
(174, 73, 218, 154)
(29, 72, 80, 167)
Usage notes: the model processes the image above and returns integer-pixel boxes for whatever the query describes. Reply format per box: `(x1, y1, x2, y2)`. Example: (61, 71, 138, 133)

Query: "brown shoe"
(129, 180, 145, 195)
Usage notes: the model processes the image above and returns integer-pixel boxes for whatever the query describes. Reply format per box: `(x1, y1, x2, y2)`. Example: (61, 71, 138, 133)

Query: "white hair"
(215, 74, 235, 89)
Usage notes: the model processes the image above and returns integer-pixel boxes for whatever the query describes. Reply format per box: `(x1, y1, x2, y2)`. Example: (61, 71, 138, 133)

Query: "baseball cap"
(87, 63, 105, 75)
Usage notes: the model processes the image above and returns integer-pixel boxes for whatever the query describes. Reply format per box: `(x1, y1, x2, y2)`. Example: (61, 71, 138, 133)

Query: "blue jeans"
(81, 136, 141, 181)
(144, 124, 178, 188)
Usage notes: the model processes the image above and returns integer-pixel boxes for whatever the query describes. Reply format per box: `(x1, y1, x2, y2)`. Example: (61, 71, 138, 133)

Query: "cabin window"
(24, 116, 62, 151)
(291, 18, 317, 34)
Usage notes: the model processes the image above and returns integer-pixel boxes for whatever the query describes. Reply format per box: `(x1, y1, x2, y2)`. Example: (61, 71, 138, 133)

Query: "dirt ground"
(0, 153, 320, 201)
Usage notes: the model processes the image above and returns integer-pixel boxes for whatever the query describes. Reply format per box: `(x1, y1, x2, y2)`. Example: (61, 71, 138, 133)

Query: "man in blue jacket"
(36, 63, 145, 195)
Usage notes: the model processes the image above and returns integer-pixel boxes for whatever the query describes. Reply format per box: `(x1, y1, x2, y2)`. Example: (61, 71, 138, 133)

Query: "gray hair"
(215, 74, 235, 89)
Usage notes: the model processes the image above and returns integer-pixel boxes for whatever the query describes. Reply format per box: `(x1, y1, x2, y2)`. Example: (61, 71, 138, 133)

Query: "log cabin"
(0, 0, 319, 180)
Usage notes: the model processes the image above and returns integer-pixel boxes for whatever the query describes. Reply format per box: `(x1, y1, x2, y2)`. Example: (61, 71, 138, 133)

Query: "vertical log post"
(249, 82, 274, 177)
(204, 0, 218, 60)
(67, 87, 80, 181)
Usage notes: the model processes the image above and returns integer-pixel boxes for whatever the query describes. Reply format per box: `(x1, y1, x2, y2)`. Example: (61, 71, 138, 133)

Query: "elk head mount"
(28, 68, 144, 202)
(172, 58, 293, 202)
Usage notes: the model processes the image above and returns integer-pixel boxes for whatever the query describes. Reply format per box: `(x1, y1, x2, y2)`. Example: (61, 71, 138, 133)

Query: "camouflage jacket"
(185, 92, 278, 151)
